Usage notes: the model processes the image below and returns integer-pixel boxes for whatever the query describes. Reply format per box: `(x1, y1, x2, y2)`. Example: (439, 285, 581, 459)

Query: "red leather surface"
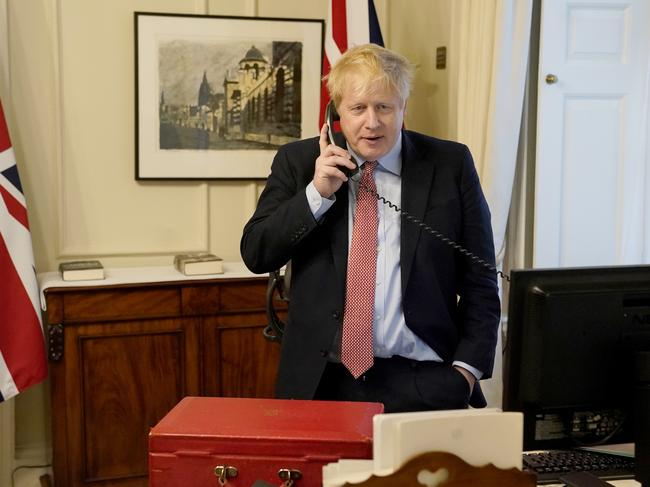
(149, 397, 383, 486)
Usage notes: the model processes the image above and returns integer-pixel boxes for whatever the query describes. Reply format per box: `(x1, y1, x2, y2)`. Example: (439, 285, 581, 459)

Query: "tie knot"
(359, 161, 377, 188)
(364, 161, 378, 174)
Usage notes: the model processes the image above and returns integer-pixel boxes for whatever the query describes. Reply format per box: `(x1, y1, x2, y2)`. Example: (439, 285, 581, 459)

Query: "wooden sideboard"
(42, 271, 283, 487)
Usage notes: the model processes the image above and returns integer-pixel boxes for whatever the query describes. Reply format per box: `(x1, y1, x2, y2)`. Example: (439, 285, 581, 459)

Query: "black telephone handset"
(325, 101, 359, 179)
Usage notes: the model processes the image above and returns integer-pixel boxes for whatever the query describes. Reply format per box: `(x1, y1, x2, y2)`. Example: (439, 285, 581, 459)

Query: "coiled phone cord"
(357, 179, 511, 282)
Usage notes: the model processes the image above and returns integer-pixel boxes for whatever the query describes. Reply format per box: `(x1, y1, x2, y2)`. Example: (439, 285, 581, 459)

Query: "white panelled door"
(534, 0, 650, 267)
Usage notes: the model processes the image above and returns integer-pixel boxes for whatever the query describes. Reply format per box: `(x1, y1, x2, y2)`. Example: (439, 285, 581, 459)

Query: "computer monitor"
(502, 265, 650, 482)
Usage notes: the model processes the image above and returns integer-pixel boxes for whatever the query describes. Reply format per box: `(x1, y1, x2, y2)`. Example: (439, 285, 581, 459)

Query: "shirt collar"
(347, 131, 402, 176)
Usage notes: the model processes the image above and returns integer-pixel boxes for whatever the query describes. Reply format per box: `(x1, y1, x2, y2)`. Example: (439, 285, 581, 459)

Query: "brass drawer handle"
(214, 465, 238, 485)
(278, 468, 302, 485)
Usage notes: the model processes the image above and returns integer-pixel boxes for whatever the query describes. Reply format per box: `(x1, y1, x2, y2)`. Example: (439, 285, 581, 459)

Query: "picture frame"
(135, 12, 324, 180)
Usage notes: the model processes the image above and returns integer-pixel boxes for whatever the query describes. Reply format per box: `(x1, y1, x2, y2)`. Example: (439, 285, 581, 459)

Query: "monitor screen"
(502, 265, 650, 451)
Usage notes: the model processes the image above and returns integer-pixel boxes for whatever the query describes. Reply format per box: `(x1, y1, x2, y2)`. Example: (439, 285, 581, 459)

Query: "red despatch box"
(149, 396, 383, 487)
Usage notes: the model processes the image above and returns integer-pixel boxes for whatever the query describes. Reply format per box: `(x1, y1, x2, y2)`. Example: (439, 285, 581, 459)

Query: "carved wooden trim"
(343, 451, 536, 487)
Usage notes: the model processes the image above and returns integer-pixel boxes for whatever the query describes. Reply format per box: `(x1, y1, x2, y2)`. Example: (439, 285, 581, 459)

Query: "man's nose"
(364, 108, 380, 128)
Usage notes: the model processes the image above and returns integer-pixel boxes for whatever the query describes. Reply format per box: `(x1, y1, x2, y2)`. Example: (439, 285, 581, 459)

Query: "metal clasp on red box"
(214, 465, 238, 485)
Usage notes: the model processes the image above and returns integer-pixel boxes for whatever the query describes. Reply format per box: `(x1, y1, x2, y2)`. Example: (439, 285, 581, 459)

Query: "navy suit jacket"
(241, 130, 501, 399)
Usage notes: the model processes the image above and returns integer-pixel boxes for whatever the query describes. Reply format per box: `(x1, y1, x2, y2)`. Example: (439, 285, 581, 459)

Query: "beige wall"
(386, 0, 454, 140)
(8, 0, 455, 273)
(2, 0, 456, 475)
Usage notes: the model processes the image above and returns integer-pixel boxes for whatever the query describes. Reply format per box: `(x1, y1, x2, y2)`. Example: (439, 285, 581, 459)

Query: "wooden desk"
(40, 264, 283, 487)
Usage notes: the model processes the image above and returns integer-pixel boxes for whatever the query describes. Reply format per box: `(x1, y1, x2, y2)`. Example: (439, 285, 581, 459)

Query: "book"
(174, 253, 223, 276)
(59, 260, 105, 281)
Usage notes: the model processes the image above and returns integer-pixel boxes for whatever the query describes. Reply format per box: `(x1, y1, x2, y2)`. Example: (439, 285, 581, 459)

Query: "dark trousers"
(314, 356, 484, 413)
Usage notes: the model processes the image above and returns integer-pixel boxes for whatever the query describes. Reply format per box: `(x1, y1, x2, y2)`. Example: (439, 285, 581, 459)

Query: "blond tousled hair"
(325, 44, 415, 108)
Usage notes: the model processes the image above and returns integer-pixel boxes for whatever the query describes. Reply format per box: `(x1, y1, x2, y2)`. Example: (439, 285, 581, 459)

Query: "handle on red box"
(214, 465, 238, 485)
(278, 468, 302, 486)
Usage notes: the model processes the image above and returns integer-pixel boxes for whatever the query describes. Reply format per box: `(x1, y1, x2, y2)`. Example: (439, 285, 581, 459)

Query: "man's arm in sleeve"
(453, 144, 501, 379)
(240, 141, 333, 274)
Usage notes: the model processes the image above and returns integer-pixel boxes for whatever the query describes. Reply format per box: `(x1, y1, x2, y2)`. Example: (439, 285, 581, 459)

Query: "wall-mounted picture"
(135, 12, 324, 179)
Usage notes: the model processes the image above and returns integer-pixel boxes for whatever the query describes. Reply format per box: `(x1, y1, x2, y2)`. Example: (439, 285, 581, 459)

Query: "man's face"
(338, 77, 405, 162)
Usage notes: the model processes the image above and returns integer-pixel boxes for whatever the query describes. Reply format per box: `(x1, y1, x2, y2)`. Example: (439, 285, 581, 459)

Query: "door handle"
(545, 73, 558, 84)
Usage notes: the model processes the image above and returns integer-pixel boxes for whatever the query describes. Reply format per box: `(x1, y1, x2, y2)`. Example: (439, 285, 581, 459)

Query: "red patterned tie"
(342, 161, 378, 378)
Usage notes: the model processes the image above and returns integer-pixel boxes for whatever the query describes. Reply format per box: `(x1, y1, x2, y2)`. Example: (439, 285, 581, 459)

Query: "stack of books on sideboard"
(59, 260, 105, 281)
(58, 253, 225, 281)
(174, 253, 223, 276)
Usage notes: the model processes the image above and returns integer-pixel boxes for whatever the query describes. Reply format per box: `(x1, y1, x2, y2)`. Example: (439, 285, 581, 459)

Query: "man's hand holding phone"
(313, 123, 357, 199)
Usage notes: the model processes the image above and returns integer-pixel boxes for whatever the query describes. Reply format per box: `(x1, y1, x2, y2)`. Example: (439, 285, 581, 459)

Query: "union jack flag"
(319, 0, 385, 125)
(0, 99, 47, 401)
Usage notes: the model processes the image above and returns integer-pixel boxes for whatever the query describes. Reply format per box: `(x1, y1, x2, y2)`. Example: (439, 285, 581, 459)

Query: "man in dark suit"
(241, 44, 500, 412)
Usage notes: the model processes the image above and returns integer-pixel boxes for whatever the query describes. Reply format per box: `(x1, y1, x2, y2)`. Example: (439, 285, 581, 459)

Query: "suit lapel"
(401, 132, 436, 292)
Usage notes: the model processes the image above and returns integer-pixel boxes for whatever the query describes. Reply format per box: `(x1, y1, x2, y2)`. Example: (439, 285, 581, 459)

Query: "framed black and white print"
(135, 12, 324, 180)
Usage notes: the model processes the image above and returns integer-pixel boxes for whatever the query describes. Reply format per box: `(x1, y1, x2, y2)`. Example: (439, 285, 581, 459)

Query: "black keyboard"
(523, 449, 635, 484)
